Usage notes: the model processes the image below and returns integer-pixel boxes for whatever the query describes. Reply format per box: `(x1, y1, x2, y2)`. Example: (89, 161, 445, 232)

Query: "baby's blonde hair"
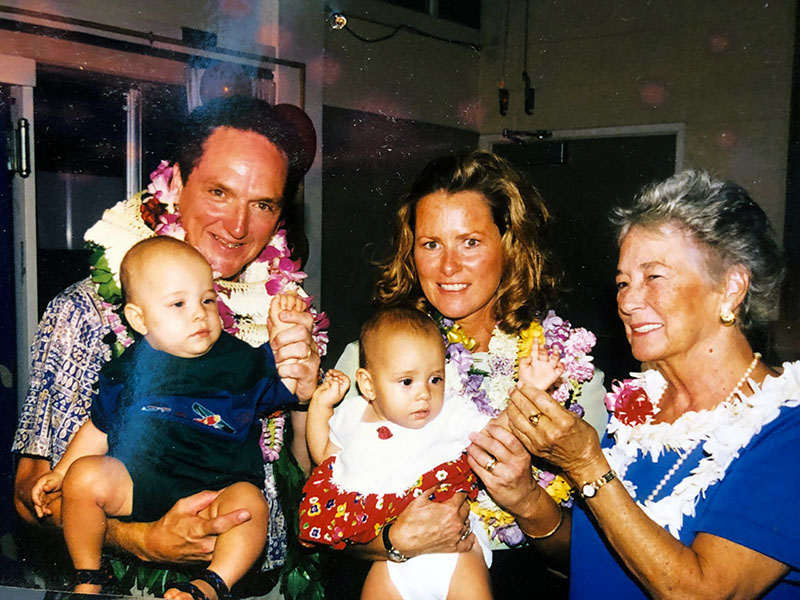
(120, 237, 209, 305)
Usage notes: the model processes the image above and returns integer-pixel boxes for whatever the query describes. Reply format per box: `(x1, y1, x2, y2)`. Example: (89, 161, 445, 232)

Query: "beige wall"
(322, 1, 795, 236)
(3, 0, 795, 282)
(321, 0, 481, 127)
(478, 0, 796, 236)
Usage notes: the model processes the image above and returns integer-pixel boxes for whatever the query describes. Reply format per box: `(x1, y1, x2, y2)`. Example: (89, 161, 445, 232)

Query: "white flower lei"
(604, 361, 800, 537)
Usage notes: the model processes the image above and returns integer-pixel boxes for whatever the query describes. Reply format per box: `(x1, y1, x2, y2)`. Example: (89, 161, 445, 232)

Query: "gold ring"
(529, 412, 543, 427)
(303, 347, 313, 361)
(485, 457, 497, 473)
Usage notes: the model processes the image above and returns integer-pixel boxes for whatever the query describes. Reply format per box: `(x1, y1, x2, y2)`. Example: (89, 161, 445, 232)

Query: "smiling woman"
(413, 190, 504, 344)
(328, 150, 605, 598)
(615, 224, 730, 366)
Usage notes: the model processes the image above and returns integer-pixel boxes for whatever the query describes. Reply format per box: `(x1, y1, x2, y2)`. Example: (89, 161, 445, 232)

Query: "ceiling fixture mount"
(329, 12, 347, 30)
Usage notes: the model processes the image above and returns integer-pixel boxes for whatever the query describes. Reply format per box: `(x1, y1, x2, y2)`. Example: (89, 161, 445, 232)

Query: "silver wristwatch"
(382, 522, 408, 563)
(580, 469, 617, 499)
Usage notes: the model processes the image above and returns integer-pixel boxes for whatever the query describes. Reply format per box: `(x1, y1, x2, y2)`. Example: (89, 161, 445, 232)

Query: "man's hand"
(115, 490, 251, 563)
(270, 308, 321, 401)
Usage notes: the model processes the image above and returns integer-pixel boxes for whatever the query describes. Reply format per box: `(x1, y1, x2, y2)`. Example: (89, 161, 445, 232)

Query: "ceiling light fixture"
(329, 12, 347, 30)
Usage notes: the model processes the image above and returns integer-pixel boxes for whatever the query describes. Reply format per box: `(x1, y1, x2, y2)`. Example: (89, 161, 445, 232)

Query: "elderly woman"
(329, 150, 606, 597)
(468, 170, 799, 598)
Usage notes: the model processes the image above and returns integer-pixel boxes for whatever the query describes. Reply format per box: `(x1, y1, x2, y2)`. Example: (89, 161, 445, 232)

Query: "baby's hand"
(518, 340, 564, 391)
(31, 470, 64, 519)
(268, 294, 308, 396)
(268, 293, 308, 342)
(312, 369, 351, 408)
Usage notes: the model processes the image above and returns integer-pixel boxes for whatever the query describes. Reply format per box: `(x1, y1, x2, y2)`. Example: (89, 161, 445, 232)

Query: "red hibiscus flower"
(140, 195, 166, 230)
(609, 382, 654, 425)
(377, 426, 392, 440)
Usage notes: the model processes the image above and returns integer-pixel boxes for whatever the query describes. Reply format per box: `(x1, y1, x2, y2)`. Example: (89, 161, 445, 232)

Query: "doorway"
(0, 82, 20, 582)
(491, 131, 678, 380)
(34, 67, 186, 315)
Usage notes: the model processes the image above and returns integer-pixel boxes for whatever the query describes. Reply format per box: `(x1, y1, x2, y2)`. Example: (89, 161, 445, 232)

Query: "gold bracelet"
(523, 510, 564, 540)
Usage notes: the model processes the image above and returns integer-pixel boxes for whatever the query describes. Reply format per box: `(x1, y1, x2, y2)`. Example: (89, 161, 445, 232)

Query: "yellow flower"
(446, 323, 477, 351)
(468, 500, 516, 526)
(544, 475, 574, 504)
(517, 321, 545, 358)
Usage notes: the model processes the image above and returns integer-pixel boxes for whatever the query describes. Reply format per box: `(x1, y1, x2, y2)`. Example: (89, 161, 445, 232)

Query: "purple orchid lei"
(438, 311, 596, 545)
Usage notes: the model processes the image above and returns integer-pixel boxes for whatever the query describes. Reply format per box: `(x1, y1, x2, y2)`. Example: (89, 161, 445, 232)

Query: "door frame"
(0, 53, 36, 411)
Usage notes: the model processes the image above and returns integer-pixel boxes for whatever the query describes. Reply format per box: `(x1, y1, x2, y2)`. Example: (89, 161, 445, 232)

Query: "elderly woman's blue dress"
(570, 362, 800, 598)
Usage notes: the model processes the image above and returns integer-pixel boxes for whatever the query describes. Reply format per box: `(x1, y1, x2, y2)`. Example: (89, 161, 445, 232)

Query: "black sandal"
(166, 569, 231, 600)
(167, 580, 208, 600)
(74, 562, 114, 587)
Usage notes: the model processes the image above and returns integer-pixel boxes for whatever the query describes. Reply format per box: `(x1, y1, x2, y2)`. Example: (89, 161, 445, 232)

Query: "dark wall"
(494, 135, 676, 380)
(776, 4, 800, 363)
(320, 106, 478, 366)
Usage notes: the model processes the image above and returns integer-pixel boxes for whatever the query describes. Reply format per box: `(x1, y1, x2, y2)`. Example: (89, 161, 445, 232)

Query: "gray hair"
(611, 170, 784, 336)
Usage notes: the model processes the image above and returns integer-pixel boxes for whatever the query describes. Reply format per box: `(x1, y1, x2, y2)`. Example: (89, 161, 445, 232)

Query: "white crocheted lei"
(604, 361, 800, 537)
(84, 192, 308, 348)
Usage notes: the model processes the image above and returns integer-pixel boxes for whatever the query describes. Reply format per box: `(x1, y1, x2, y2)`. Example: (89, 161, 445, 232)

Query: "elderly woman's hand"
(506, 382, 606, 483)
(270, 308, 321, 401)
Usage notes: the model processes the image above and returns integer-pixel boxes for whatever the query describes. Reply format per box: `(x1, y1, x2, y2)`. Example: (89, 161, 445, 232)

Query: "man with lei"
(12, 96, 327, 599)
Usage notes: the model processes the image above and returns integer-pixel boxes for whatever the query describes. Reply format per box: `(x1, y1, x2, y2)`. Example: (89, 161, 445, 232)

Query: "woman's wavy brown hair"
(373, 150, 560, 334)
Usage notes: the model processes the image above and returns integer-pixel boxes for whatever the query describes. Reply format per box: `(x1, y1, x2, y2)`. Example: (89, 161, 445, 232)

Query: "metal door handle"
(15, 117, 30, 178)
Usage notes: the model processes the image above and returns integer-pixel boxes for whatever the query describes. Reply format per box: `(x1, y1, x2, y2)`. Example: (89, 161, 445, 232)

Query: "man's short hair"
(358, 306, 443, 369)
(172, 96, 316, 192)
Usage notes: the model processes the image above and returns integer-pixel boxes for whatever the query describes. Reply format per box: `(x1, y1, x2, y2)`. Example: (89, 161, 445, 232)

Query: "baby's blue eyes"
(173, 301, 184, 308)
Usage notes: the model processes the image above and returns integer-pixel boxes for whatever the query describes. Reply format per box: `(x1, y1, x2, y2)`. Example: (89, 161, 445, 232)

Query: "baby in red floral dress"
(300, 306, 562, 600)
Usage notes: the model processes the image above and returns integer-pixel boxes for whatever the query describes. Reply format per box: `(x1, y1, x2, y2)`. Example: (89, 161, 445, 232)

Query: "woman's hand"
(467, 420, 570, 562)
(109, 490, 251, 563)
(466, 422, 537, 517)
(506, 382, 607, 483)
(269, 308, 320, 401)
(389, 487, 474, 558)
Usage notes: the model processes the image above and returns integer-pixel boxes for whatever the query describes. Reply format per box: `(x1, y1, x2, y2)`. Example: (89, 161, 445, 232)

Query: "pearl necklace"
(643, 352, 761, 504)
